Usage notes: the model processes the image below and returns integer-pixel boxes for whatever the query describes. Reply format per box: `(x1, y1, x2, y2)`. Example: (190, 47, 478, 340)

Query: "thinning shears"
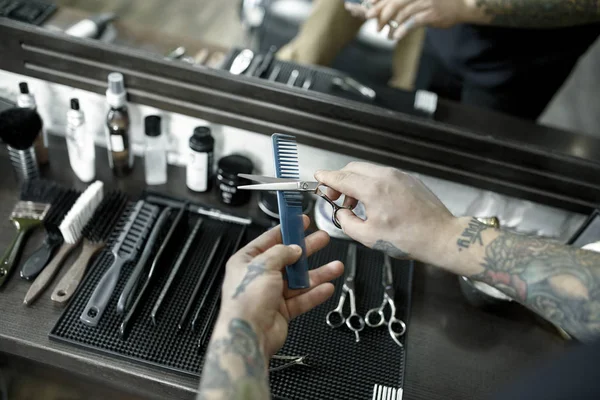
(365, 255, 406, 348)
(237, 174, 355, 229)
(326, 243, 365, 342)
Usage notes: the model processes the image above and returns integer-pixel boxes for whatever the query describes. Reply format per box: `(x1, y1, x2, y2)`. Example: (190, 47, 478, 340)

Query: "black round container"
(216, 154, 253, 206)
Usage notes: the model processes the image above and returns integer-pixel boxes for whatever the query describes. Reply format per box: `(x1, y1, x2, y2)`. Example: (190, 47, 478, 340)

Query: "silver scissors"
(237, 174, 355, 229)
(365, 255, 406, 348)
(326, 243, 365, 342)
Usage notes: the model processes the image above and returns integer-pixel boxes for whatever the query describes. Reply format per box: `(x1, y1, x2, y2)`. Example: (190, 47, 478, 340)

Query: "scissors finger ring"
(315, 189, 355, 229)
(388, 318, 407, 337)
(365, 307, 386, 328)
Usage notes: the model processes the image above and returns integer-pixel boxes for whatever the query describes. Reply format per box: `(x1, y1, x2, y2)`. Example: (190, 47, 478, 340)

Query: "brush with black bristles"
(24, 181, 104, 305)
(0, 107, 43, 182)
(51, 190, 128, 304)
(0, 179, 59, 288)
(20, 189, 81, 281)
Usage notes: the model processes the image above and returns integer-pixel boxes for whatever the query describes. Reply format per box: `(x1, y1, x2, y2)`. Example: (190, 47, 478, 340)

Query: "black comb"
(51, 191, 129, 304)
(20, 188, 81, 280)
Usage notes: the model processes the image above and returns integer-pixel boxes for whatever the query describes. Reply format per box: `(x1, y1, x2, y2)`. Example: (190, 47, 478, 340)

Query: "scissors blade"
(237, 174, 298, 184)
(237, 182, 304, 191)
(346, 243, 357, 281)
(383, 255, 393, 287)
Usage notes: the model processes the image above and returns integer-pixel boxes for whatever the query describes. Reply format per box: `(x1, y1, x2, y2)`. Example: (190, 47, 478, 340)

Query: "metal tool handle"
(0, 224, 33, 288)
(51, 240, 104, 303)
(326, 290, 347, 328)
(365, 304, 386, 328)
(80, 257, 126, 326)
(24, 241, 78, 305)
(20, 235, 62, 280)
(315, 188, 355, 230)
(346, 289, 365, 341)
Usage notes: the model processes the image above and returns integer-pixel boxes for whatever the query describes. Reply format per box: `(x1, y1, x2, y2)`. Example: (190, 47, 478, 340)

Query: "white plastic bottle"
(66, 98, 96, 182)
(144, 115, 168, 185)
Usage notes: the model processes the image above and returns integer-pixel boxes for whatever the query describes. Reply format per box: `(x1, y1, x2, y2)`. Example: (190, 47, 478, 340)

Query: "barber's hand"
(219, 216, 344, 358)
(315, 162, 455, 261)
(365, 0, 471, 40)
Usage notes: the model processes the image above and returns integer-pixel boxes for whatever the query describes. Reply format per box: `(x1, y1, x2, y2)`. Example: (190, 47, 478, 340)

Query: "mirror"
(35, 1, 600, 139)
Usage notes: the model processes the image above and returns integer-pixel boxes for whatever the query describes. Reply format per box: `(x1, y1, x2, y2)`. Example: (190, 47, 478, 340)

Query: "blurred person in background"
(282, 0, 600, 120)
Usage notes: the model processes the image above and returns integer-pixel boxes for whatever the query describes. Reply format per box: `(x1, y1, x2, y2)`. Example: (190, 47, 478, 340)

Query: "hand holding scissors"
(365, 255, 406, 347)
(325, 243, 365, 342)
(237, 174, 357, 229)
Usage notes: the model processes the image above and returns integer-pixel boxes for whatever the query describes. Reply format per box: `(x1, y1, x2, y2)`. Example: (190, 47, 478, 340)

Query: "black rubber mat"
(51, 194, 413, 400)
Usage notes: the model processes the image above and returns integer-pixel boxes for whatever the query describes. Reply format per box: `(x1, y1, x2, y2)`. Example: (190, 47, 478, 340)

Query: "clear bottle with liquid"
(144, 115, 167, 185)
(66, 98, 96, 182)
(105, 73, 133, 176)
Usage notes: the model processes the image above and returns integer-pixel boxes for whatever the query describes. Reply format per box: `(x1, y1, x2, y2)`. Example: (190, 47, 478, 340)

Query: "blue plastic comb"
(272, 133, 310, 289)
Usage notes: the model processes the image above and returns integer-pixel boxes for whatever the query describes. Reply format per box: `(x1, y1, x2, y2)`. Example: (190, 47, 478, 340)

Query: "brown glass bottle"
(106, 106, 132, 176)
(105, 73, 133, 176)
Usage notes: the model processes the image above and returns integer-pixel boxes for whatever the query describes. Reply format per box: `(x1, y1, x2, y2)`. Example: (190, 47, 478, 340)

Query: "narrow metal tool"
(268, 64, 281, 81)
(151, 218, 204, 325)
(255, 45, 277, 78)
(302, 71, 315, 90)
(197, 291, 220, 350)
(179, 235, 223, 329)
(245, 54, 263, 77)
(332, 76, 376, 100)
(119, 205, 187, 339)
(269, 355, 311, 373)
(287, 70, 299, 87)
(190, 226, 247, 331)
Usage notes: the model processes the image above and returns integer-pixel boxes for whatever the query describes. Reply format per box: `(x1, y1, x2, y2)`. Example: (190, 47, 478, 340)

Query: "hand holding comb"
(0, 179, 57, 288)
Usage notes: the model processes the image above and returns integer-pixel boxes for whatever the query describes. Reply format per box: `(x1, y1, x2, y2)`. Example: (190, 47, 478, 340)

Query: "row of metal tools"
(326, 244, 407, 348)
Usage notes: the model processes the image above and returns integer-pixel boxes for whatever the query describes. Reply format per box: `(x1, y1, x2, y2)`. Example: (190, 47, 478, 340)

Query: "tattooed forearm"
(232, 263, 267, 298)
(474, 0, 600, 28)
(373, 240, 410, 259)
(197, 319, 269, 400)
(470, 232, 600, 342)
(457, 218, 490, 251)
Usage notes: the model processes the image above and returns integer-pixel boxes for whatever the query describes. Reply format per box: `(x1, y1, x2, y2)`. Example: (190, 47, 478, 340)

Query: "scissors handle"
(315, 187, 355, 230)
(326, 289, 347, 328)
(346, 288, 365, 341)
(365, 305, 386, 328)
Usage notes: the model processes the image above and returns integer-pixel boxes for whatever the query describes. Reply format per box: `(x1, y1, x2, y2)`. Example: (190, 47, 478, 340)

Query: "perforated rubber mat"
(51, 196, 413, 400)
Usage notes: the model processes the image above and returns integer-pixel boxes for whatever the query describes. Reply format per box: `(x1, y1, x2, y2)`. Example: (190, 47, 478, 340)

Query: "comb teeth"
(82, 191, 128, 243)
(19, 179, 60, 203)
(59, 181, 105, 244)
(272, 134, 300, 180)
(114, 201, 159, 259)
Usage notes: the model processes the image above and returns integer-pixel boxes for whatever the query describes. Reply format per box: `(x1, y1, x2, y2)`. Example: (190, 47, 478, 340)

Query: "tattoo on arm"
(197, 319, 269, 400)
(457, 218, 490, 251)
(232, 263, 267, 299)
(470, 231, 600, 342)
(475, 0, 600, 28)
(373, 240, 410, 259)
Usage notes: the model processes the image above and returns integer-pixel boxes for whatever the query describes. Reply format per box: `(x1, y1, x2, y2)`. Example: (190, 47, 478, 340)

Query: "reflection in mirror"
(28, 0, 600, 137)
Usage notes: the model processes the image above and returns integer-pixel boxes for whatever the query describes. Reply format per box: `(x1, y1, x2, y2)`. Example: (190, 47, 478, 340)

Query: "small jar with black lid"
(187, 126, 214, 192)
(217, 155, 253, 206)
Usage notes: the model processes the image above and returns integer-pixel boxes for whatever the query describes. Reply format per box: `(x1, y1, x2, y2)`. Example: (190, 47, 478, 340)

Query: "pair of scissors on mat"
(325, 243, 365, 342)
(237, 174, 356, 229)
(365, 255, 406, 348)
